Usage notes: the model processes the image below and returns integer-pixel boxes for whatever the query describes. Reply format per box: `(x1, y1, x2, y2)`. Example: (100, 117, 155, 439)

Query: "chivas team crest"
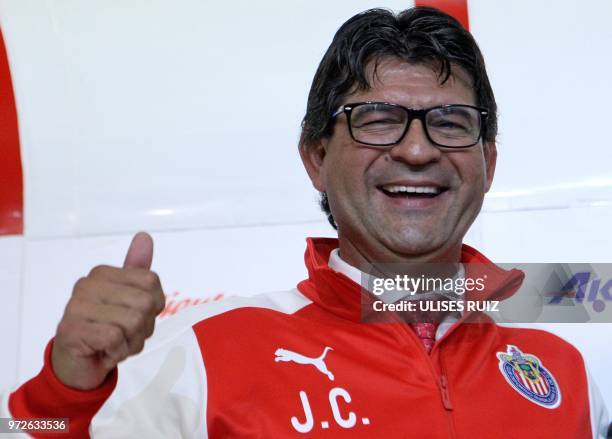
(496, 345, 561, 409)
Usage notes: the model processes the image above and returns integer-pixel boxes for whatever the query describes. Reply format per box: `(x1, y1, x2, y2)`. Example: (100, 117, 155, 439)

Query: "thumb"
(123, 232, 154, 269)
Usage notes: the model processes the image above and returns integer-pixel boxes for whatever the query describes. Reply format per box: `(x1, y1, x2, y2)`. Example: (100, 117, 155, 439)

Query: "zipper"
(388, 317, 456, 406)
(439, 375, 453, 410)
(438, 351, 457, 439)
(387, 315, 457, 437)
(433, 316, 464, 413)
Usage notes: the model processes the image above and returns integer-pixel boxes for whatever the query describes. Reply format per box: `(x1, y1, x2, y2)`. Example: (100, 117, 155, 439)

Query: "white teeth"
(382, 185, 442, 194)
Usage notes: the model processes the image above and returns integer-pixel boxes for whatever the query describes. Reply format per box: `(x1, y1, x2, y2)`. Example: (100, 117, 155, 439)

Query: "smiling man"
(3, 6, 609, 438)
(300, 59, 495, 265)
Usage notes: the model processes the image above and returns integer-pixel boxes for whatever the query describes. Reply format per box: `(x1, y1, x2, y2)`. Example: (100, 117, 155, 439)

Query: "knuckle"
(88, 265, 109, 278)
(139, 293, 156, 314)
(142, 271, 160, 290)
(63, 301, 76, 317)
(64, 298, 83, 316)
(72, 277, 90, 295)
(56, 319, 73, 337)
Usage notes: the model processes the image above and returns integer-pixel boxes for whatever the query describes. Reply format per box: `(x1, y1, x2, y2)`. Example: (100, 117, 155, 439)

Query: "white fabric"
(586, 365, 610, 439)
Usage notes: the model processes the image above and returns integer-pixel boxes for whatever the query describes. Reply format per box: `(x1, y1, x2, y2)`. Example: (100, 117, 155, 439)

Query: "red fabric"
(8, 339, 117, 439)
(197, 238, 593, 437)
(0, 28, 23, 235)
(298, 237, 525, 323)
(415, 0, 470, 30)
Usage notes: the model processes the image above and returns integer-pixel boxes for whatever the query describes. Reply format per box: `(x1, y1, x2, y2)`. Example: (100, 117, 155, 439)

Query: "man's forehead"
(357, 57, 475, 95)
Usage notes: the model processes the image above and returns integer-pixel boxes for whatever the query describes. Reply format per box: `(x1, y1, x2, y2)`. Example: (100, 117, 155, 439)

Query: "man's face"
(301, 58, 497, 266)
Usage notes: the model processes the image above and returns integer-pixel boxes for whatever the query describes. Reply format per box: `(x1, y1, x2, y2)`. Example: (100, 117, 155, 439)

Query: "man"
(2, 6, 609, 438)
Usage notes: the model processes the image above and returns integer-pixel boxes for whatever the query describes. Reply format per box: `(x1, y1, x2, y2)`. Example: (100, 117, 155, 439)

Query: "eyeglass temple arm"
(331, 106, 345, 118)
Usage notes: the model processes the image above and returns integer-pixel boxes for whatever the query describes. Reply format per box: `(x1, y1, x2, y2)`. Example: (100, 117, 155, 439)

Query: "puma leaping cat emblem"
(274, 346, 335, 381)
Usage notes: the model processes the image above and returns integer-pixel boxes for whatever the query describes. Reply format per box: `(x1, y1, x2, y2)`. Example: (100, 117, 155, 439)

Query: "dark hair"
(300, 7, 497, 229)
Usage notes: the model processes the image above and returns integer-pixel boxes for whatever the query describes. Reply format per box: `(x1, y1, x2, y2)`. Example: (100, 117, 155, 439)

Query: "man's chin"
(381, 236, 448, 261)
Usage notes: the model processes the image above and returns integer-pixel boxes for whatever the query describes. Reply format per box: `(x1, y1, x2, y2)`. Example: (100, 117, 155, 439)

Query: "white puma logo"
(274, 346, 335, 381)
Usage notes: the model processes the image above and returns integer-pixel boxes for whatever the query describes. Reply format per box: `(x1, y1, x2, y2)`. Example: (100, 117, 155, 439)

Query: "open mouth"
(378, 184, 449, 199)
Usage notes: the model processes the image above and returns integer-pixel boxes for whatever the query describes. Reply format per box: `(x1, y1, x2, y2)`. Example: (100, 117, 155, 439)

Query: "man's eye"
(436, 122, 464, 129)
(429, 119, 469, 131)
(354, 117, 402, 128)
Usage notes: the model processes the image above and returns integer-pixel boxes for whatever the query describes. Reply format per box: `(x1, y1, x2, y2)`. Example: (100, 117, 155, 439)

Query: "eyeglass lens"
(349, 103, 482, 147)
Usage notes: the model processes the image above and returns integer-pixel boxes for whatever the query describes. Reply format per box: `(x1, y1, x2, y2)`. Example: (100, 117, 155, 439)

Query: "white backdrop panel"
(1, 0, 608, 239)
(477, 205, 612, 263)
(0, 237, 23, 392)
(0, 0, 411, 239)
(471, 0, 612, 204)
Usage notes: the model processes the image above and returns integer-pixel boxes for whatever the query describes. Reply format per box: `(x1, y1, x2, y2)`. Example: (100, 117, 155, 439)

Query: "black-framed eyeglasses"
(331, 102, 489, 148)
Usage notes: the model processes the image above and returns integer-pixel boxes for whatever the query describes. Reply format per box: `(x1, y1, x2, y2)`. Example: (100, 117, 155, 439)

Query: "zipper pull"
(439, 375, 453, 410)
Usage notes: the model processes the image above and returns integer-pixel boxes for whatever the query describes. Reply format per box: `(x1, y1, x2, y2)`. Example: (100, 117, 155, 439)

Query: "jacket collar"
(297, 237, 525, 322)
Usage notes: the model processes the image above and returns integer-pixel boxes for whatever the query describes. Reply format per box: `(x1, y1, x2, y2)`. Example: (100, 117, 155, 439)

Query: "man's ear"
(483, 141, 497, 192)
(299, 136, 328, 192)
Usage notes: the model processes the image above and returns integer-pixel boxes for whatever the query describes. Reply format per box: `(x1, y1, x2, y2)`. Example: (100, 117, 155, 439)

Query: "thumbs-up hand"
(51, 232, 166, 390)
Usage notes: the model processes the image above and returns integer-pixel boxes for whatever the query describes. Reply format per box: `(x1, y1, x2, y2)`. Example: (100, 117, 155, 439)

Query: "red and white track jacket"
(3, 238, 609, 438)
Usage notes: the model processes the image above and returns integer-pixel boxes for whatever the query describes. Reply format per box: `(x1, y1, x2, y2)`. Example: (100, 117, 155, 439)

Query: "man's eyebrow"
(356, 104, 383, 113)
(435, 106, 476, 118)
(355, 103, 400, 113)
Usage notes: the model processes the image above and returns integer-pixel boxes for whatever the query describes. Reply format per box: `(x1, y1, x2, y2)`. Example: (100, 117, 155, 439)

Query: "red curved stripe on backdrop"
(415, 0, 470, 30)
(0, 28, 23, 236)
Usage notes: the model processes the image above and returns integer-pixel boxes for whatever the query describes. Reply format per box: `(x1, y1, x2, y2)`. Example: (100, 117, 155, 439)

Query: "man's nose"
(388, 118, 442, 165)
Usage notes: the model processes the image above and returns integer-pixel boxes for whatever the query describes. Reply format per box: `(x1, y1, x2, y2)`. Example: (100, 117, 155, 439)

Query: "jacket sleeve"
(586, 366, 610, 439)
(3, 314, 209, 439)
(2, 340, 117, 439)
(89, 324, 208, 438)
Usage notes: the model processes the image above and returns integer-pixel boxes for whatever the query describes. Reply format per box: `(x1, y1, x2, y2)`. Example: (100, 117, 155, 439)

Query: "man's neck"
(327, 246, 464, 330)
(337, 235, 463, 276)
